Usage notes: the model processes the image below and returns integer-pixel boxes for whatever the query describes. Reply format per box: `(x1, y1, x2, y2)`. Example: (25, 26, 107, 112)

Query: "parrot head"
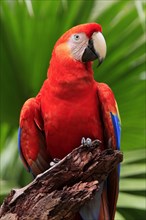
(52, 23, 106, 66)
(48, 23, 107, 83)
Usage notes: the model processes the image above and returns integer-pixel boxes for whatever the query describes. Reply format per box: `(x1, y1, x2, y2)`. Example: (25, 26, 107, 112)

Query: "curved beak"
(82, 32, 107, 66)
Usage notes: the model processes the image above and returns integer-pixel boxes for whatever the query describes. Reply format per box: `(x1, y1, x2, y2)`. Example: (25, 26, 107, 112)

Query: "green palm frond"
(116, 149, 146, 219)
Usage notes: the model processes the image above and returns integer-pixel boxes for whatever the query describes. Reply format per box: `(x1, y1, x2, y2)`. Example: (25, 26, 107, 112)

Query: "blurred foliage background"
(0, 0, 145, 219)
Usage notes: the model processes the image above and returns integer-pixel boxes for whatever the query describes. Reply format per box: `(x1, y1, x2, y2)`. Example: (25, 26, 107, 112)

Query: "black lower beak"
(82, 39, 99, 63)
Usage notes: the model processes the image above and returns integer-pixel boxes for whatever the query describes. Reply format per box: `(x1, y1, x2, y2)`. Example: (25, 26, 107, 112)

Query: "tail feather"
(99, 183, 110, 220)
(79, 182, 104, 220)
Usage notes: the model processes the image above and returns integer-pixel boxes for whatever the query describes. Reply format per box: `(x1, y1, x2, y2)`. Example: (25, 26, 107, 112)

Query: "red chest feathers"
(41, 86, 103, 159)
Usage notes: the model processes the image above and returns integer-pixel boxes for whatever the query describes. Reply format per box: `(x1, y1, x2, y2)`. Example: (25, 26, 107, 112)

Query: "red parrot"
(18, 23, 121, 220)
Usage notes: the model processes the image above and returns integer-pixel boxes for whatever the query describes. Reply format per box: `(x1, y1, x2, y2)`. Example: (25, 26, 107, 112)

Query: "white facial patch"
(68, 33, 89, 61)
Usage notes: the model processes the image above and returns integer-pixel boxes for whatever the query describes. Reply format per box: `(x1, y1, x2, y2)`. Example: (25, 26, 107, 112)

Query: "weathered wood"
(0, 140, 123, 220)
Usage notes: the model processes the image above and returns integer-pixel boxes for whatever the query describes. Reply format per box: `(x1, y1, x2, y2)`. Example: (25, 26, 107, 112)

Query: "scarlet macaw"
(18, 23, 121, 220)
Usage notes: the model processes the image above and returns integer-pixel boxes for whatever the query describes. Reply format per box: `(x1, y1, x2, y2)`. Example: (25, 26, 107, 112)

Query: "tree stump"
(0, 140, 123, 220)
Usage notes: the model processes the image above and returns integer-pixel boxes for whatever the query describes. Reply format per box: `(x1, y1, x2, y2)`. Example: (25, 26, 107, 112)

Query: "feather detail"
(79, 182, 104, 220)
(110, 112, 121, 150)
(96, 82, 121, 150)
(96, 82, 121, 220)
(18, 98, 52, 176)
(18, 127, 30, 172)
(99, 182, 110, 220)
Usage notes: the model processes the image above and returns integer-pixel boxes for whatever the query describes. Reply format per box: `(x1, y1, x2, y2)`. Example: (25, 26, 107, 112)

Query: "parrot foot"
(81, 137, 92, 147)
(81, 137, 102, 148)
(50, 158, 61, 167)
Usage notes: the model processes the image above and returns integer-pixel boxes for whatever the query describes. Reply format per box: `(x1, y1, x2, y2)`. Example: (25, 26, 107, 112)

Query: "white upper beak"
(92, 32, 107, 63)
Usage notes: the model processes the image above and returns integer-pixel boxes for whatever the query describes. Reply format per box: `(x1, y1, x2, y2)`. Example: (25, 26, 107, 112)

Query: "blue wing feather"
(110, 113, 121, 150)
(110, 112, 121, 176)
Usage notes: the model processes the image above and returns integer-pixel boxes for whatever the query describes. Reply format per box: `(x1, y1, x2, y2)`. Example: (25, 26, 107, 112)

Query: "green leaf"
(123, 149, 146, 164)
(120, 164, 145, 177)
(118, 192, 145, 210)
(115, 211, 126, 220)
(120, 179, 145, 191)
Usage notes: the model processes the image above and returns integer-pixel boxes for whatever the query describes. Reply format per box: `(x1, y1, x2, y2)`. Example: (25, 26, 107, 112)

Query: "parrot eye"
(70, 33, 87, 45)
(73, 34, 81, 42)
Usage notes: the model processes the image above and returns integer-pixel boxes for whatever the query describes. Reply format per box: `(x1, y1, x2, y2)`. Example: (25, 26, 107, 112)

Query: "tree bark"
(0, 140, 123, 220)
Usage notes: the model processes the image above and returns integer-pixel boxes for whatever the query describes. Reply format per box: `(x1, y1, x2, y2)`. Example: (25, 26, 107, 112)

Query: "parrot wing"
(79, 82, 121, 220)
(97, 82, 121, 220)
(97, 82, 121, 150)
(18, 97, 52, 177)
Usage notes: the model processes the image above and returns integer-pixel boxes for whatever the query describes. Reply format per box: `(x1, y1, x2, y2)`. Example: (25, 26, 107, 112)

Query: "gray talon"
(86, 138, 92, 147)
(53, 158, 60, 163)
(50, 158, 60, 167)
(81, 137, 92, 147)
(50, 161, 56, 167)
(81, 137, 86, 145)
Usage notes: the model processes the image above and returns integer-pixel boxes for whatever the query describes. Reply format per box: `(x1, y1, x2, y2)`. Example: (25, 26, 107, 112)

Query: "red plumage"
(19, 23, 121, 220)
